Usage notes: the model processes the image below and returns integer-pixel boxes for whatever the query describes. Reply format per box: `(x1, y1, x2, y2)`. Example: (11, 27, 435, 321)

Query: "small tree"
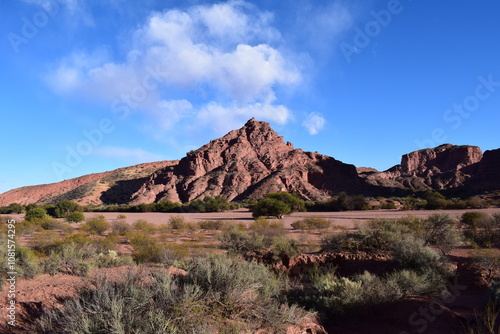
(54, 200, 82, 218)
(25, 207, 47, 221)
(251, 198, 291, 219)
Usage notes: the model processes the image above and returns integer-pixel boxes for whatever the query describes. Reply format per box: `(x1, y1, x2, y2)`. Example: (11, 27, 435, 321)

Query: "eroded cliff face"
(467, 148, 500, 191)
(130, 118, 363, 203)
(360, 144, 484, 191)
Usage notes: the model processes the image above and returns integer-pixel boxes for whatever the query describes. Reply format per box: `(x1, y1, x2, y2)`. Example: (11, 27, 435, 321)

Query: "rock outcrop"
(467, 148, 500, 191)
(360, 144, 484, 191)
(130, 118, 364, 203)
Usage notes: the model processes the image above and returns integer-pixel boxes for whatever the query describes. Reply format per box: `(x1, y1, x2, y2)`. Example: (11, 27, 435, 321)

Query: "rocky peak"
(400, 144, 483, 175)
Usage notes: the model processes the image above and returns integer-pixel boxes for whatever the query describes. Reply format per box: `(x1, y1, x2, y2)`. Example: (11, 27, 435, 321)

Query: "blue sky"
(1, 0, 499, 194)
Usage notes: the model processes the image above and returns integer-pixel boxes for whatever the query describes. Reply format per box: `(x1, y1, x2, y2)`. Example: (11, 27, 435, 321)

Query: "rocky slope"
(0, 161, 177, 206)
(359, 144, 485, 192)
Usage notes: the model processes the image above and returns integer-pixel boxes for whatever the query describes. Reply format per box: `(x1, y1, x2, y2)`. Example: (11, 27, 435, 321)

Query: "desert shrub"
(128, 232, 162, 263)
(92, 250, 134, 268)
(16, 246, 40, 279)
(66, 211, 85, 223)
(133, 219, 156, 233)
(471, 247, 500, 282)
(32, 258, 306, 333)
(111, 220, 132, 236)
(1, 203, 25, 214)
(423, 213, 461, 255)
(462, 212, 500, 246)
(466, 196, 487, 209)
(168, 216, 189, 230)
(291, 217, 332, 230)
(250, 217, 285, 238)
(25, 207, 48, 221)
(321, 232, 367, 252)
(34, 217, 68, 230)
(92, 234, 119, 252)
(53, 201, 83, 218)
(271, 236, 300, 260)
(379, 201, 397, 209)
(289, 267, 447, 320)
(117, 214, 127, 219)
(391, 235, 449, 279)
(198, 220, 225, 230)
(157, 244, 189, 267)
(30, 230, 64, 254)
(62, 233, 93, 248)
(41, 242, 91, 276)
(218, 227, 269, 254)
(81, 215, 110, 235)
(461, 212, 490, 228)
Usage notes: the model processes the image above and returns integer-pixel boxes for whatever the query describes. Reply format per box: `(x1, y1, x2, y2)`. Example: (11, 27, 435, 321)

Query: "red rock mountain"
(129, 118, 363, 203)
(0, 119, 498, 206)
(359, 144, 484, 191)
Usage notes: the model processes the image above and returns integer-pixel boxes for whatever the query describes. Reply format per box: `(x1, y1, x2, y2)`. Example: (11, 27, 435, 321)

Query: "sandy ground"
(88, 207, 500, 229)
(3, 207, 500, 229)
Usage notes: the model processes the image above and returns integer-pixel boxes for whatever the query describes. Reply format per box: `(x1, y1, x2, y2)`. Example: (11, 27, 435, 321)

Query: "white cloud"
(47, 1, 300, 129)
(94, 146, 164, 163)
(302, 112, 326, 135)
(197, 101, 291, 133)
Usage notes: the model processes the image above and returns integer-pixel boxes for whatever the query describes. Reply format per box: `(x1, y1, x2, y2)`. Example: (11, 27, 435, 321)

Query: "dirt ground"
(4, 207, 500, 229)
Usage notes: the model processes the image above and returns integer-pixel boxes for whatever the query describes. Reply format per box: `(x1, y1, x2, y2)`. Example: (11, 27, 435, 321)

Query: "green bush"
(53, 201, 83, 218)
(461, 212, 490, 228)
(128, 232, 162, 263)
(66, 211, 85, 223)
(81, 216, 110, 235)
(25, 207, 48, 221)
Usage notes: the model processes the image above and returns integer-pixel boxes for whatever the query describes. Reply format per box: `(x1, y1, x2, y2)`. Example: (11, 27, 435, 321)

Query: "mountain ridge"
(1, 119, 498, 206)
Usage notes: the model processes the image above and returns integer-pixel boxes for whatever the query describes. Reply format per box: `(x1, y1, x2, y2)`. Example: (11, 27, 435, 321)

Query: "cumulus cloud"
(94, 146, 164, 163)
(197, 101, 291, 133)
(47, 1, 300, 132)
(302, 112, 326, 135)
